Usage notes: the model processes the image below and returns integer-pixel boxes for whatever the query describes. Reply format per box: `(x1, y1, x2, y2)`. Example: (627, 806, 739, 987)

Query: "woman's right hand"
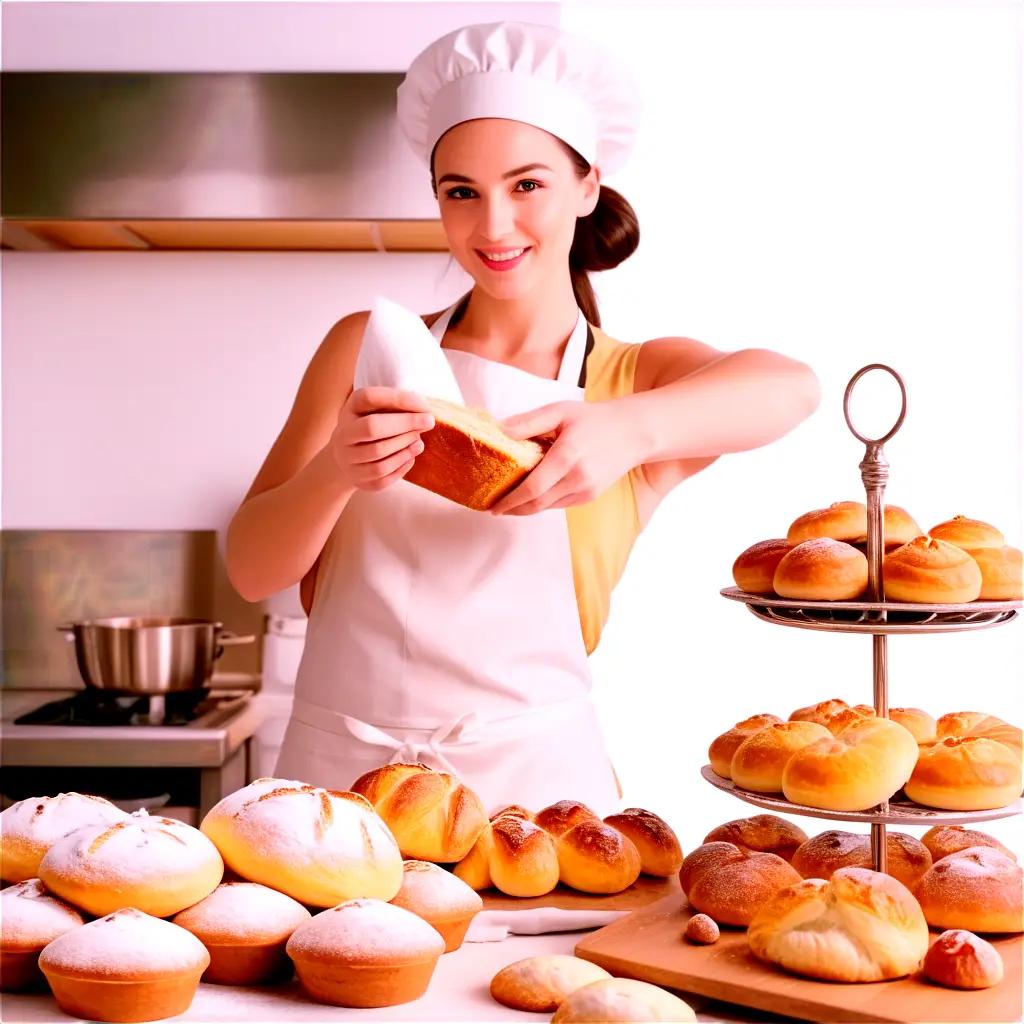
(329, 387, 435, 492)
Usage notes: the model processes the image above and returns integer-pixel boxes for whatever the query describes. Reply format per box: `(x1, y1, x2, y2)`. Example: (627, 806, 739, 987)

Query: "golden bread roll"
(702, 815, 809, 862)
(490, 805, 534, 822)
(889, 707, 937, 743)
(773, 539, 868, 601)
(789, 698, 851, 724)
(390, 860, 483, 952)
(928, 514, 1004, 551)
(406, 397, 547, 511)
(732, 539, 791, 594)
(490, 955, 612, 1012)
(820, 705, 876, 735)
(921, 825, 1017, 863)
(452, 814, 559, 897)
(533, 800, 601, 838)
(913, 847, 1023, 933)
(0, 792, 129, 883)
(935, 711, 1023, 751)
(554, 820, 642, 895)
(970, 545, 1023, 600)
(781, 716, 919, 811)
(603, 808, 683, 877)
(748, 867, 929, 982)
(350, 762, 487, 863)
(923, 929, 1005, 989)
(201, 777, 403, 907)
(708, 713, 784, 779)
(552, 978, 696, 1022)
(787, 501, 867, 544)
(790, 830, 932, 890)
(905, 736, 1022, 811)
(39, 812, 223, 918)
(1, 879, 85, 992)
(730, 721, 832, 793)
(882, 536, 982, 603)
(39, 908, 209, 1023)
(684, 913, 720, 944)
(678, 842, 801, 927)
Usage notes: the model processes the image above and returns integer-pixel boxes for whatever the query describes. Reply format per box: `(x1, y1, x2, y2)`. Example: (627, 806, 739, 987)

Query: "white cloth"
(464, 909, 627, 942)
(396, 21, 641, 172)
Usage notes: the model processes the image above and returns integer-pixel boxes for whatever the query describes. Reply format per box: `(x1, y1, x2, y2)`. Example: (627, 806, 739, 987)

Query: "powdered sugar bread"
(553, 977, 696, 1021)
(913, 847, 1024, 933)
(389, 860, 483, 951)
(1, 879, 85, 991)
(490, 955, 612, 1012)
(200, 777, 403, 907)
(38, 810, 223, 918)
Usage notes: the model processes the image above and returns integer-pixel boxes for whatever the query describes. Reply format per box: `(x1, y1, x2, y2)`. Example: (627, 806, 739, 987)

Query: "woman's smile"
(475, 246, 533, 271)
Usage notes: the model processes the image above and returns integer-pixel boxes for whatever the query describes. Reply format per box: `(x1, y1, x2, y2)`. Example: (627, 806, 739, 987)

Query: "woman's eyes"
(444, 180, 544, 200)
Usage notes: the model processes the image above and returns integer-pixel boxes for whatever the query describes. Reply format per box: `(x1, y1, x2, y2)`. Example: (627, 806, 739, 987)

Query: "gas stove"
(13, 688, 243, 728)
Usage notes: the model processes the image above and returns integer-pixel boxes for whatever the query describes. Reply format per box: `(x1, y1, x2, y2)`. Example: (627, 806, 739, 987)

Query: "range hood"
(1, 73, 447, 252)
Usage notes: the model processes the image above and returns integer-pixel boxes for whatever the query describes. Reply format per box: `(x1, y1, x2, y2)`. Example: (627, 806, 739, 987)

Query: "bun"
(928, 515, 1004, 551)
(882, 536, 982, 603)
(935, 711, 1023, 751)
(0, 792, 128, 883)
(39, 812, 223, 918)
(286, 898, 444, 1007)
(453, 814, 559, 897)
(913, 847, 1023, 933)
(906, 736, 1021, 811)
(970, 546, 1022, 600)
(923, 929, 1005, 989)
(732, 539, 791, 593)
(678, 842, 800, 927)
(773, 539, 868, 601)
(552, 819, 642, 895)
(787, 502, 920, 548)
(603, 808, 683, 877)
(791, 830, 932, 890)
(708, 714, 784, 779)
(781, 716, 918, 811)
(390, 860, 483, 952)
(39, 908, 209, 1023)
(552, 978, 696, 1022)
(889, 707, 937, 743)
(1, 879, 84, 992)
(201, 777, 403, 907)
(789, 698, 855, 725)
(351, 763, 487, 863)
(730, 721, 832, 793)
(703, 815, 808, 862)
(533, 800, 600, 837)
(406, 397, 546, 511)
(490, 955, 612, 1012)
(921, 825, 1016, 864)
(820, 706, 876, 735)
(490, 805, 533, 822)
(748, 867, 929, 982)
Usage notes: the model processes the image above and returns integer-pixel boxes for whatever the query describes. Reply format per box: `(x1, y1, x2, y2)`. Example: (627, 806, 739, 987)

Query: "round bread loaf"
(820, 706, 876, 735)
(350, 763, 487, 863)
(490, 955, 612, 1012)
(781, 716, 919, 811)
(935, 711, 1023, 751)
(603, 808, 683, 877)
(889, 707, 937, 743)
(789, 698, 853, 725)
(732, 539, 791, 594)
(928, 515, 1005, 551)
(0, 792, 129, 883)
(774, 539, 868, 601)
(883, 536, 983, 603)
(708, 714, 784, 779)
(490, 805, 533, 822)
(730, 721, 833, 793)
(905, 736, 1022, 811)
(552, 978, 696, 1022)
(791, 830, 932, 890)
(921, 825, 1017, 864)
(970, 545, 1023, 600)
(554, 820, 642, 895)
(200, 777, 403, 907)
(453, 814, 559, 897)
(39, 812, 223, 918)
(787, 501, 867, 544)
(533, 800, 601, 838)
(1, 879, 85, 992)
(702, 815, 808, 862)
(923, 929, 1005, 989)
(748, 867, 929, 982)
(913, 847, 1023, 933)
(390, 860, 483, 952)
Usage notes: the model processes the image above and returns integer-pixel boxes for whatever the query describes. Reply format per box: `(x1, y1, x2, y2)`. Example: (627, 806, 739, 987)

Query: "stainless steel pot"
(56, 617, 256, 693)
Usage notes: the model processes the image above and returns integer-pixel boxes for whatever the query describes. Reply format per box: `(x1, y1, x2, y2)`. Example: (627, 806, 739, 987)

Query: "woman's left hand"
(489, 400, 640, 515)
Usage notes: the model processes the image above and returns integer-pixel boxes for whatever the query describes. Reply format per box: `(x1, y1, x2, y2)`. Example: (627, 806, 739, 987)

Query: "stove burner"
(14, 688, 212, 727)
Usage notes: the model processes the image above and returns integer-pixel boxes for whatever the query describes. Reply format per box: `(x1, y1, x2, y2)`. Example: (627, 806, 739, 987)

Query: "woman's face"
(432, 119, 600, 301)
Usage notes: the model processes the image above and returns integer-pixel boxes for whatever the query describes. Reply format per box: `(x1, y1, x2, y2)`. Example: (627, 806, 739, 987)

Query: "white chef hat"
(396, 21, 641, 175)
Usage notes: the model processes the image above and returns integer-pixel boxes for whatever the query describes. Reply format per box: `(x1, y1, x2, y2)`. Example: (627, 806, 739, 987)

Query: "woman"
(226, 22, 820, 814)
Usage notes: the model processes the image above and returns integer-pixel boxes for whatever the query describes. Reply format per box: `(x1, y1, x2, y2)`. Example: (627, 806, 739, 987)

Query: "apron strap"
(339, 711, 481, 776)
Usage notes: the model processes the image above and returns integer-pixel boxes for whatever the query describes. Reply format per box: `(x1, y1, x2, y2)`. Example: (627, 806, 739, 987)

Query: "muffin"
(1, 879, 85, 991)
(389, 861, 483, 952)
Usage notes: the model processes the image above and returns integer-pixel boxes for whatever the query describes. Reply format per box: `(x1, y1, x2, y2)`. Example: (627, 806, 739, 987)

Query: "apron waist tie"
(339, 711, 481, 776)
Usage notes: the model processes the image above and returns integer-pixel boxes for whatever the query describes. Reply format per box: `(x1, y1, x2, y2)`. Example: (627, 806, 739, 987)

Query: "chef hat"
(396, 21, 641, 175)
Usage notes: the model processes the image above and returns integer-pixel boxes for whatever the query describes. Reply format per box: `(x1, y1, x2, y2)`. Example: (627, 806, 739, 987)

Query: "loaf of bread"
(552, 819, 642, 895)
(883, 536, 983, 603)
(773, 539, 869, 601)
(201, 777, 403, 907)
(405, 397, 547, 511)
(923, 929, 1005, 989)
(1, 879, 84, 992)
(791, 830, 932, 890)
(905, 736, 1022, 811)
(390, 860, 483, 952)
(453, 813, 559, 897)
(602, 808, 683, 877)
(552, 978, 696, 1022)
(702, 815, 808, 862)
(970, 545, 1023, 600)
(920, 825, 1017, 863)
(748, 867, 929, 982)
(533, 800, 600, 837)
(490, 955, 612, 1012)
(708, 713, 784, 779)
(351, 763, 487, 863)
(889, 707, 937, 743)
(913, 847, 1023, 933)
(730, 721, 833, 793)
(928, 515, 1004, 551)
(732, 539, 791, 594)
(935, 711, 1023, 751)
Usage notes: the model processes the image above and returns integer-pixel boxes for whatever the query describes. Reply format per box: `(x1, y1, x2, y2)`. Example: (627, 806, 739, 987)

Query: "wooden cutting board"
(480, 873, 679, 912)
(575, 894, 1023, 1023)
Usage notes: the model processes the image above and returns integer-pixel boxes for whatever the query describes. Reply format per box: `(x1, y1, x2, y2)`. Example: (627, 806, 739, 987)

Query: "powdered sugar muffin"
(1, 879, 85, 991)
(389, 860, 483, 951)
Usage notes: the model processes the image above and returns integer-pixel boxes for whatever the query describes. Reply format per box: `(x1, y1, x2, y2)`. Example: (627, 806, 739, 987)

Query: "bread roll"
(490, 955, 612, 1012)
(883, 536, 983, 603)
(928, 514, 1004, 551)
(781, 716, 919, 811)
(889, 707, 937, 743)
(970, 545, 1023, 600)
(1, 879, 84, 992)
(905, 736, 1022, 811)
(708, 713, 784, 779)
(0, 792, 128, 883)
(39, 811, 223, 918)
(787, 502, 920, 548)
(533, 800, 601, 838)
(820, 705, 876, 735)
(684, 914, 720, 944)
(552, 978, 696, 1022)
(774, 539, 869, 600)
(390, 860, 483, 952)
(491, 805, 534, 822)
(730, 721, 833, 793)
(351, 763, 487, 863)
(748, 867, 929, 982)
(923, 929, 1005, 989)
(732, 539, 791, 594)
(406, 397, 547, 511)
(453, 814, 559, 897)
(789, 698, 852, 725)
(913, 847, 1023, 933)
(935, 711, 1023, 751)
(921, 825, 1017, 864)
(603, 808, 684, 876)
(554, 820, 642, 895)
(201, 777, 403, 907)
(791, 830, 932, 890)
(703, 815, 809, 862)
(678, 842, 801, 927)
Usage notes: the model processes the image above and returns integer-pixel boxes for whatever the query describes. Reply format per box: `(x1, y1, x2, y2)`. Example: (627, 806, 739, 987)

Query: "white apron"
(275, 297, 621, 816)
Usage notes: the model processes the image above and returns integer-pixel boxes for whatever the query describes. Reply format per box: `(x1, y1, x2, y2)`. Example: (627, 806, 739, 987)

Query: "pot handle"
(216, 630, 257, 647)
